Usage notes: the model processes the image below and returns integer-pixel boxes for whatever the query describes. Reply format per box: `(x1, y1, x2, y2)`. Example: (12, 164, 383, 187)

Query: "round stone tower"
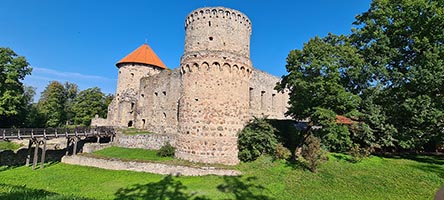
(110, 43, 167, 127)
(177, 7, 253, 165)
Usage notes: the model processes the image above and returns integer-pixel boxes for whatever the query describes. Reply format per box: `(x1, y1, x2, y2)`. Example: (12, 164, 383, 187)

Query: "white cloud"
(32, 67, 116, 81)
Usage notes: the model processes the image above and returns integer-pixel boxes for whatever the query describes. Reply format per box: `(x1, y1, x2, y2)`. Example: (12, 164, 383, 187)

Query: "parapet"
(184, 7, 252, 33)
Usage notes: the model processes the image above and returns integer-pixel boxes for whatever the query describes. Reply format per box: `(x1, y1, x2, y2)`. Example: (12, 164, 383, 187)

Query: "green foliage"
(157, 142, 176, 158)
(238, 117, 278, 162)
(0, 47, 32, 127)
(0, 141, 22, 151)
(274, 143, 291, 160)
(71, 87, 109, 126)
(348, 144, 373, 163)
(301, 134, 326, 173)
(280, 0, 444, 152)
(351, 0, 444, 150)
(277, 34, 362, 121)
(38, 81, 70, 127)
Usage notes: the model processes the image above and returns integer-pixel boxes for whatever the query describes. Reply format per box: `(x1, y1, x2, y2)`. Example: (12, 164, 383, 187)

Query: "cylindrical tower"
(109, 43, 167, 127)
(177, 7, 253, 165)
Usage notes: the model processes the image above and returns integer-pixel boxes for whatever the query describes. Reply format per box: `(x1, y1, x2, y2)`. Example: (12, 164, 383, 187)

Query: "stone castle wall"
(115, 133, 175, 150)
(136, 69, 182, 134)
(175, 7, 253, 165)
(93, 6, 290, 166)
(249, 69, 290, 119)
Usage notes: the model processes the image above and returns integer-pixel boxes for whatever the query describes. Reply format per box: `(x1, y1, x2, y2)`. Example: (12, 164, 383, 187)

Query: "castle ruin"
(93, 7, 290, 165)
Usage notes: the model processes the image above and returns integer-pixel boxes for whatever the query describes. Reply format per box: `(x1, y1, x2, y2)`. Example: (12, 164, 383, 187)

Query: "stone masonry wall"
(107, 64, 162, 127)
(62, 155, 240, 176)
(176, 7, 253, 165)
(115, 133, 175, 150)
(249, 69, 290, 119)
(136, 69, 182, 134)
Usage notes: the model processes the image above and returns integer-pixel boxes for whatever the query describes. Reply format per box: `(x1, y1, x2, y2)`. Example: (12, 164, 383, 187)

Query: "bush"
(274, 143, 291, 160)
(238, 117, 278, 162)
(348, 143, 372, 163)
(157, 142, 175, 157)
(301, 134, 326, 173)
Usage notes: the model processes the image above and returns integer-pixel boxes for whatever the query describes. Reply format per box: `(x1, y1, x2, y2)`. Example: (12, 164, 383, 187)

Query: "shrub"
(238, 117, 278, 162)
(348, 143, 372, 163)
(157, 142, 175, 157)
(274, 143, 291, 160)
(301, 134, 326, 173)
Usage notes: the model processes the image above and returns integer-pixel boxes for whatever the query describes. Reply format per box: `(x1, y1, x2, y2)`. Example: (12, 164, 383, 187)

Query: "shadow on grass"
(217, 176, 275, 200)
(376, 153, 444, 165)
(114, 175, 209, 200)
(0, 184, 90, 200)
(114, 175, 274, 200)
(0, 148, 66, 167)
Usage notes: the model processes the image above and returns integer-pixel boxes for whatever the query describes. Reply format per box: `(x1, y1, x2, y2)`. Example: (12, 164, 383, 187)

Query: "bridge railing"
(0, 126, 116, 141)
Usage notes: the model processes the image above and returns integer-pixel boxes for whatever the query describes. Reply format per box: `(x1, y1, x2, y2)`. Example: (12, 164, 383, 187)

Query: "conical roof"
(116, 43, 167, 69)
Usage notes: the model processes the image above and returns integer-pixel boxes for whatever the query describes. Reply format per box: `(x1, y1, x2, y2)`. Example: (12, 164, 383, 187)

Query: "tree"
(277, 34, 363, 151)
(0, 47, 32, 127)
(301, 134, 325, 173)
(238, 117, 278, 162)
(38, 81, 67, 127)
(352, 0, 444, 150)
(71, 87, 109, 126)
(63, 82, 79, 125)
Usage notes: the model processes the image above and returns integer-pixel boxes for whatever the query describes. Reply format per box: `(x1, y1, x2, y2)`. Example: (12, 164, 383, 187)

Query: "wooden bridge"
(0, 126, 116, 170)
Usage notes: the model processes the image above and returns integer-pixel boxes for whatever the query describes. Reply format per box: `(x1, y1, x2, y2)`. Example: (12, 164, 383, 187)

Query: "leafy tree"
(63, 82, 79, 125)
(352, 0, 444, 150)
(277, 34, 363, 151)
(71, 87, 109, 126)
(301, 134, 325, 173)
(0, 47, 32, 127)
(238, 117, 278, 162)
(38, 81, 67, 127)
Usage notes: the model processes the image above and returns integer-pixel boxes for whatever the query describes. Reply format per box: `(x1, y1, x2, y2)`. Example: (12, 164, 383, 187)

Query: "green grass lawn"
(89, 146, 173, 162)
(0, 151, 443, 199)
(120, 128, 153, 135)
(0, 141, 23, 151)
(88, 146, 234, 169)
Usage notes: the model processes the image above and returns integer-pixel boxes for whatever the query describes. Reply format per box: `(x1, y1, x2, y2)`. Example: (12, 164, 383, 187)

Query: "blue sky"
(0, 0, 371, 100)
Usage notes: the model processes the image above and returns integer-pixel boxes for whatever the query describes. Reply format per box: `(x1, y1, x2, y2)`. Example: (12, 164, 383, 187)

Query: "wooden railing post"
(40, 139, 47, 169)
(32, 139, 39, 170)
(65, 138, 70, 156)
(25, 139, 32, 166)
(73, 137, 78, 155)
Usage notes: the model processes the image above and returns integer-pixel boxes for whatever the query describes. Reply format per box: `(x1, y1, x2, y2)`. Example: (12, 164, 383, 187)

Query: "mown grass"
(0, 141, 22, 151)
(120, 128, 153, 135)
(0, 152, 443, 199)
(88, 146, 234, 169)
(90, 146, 173, 162)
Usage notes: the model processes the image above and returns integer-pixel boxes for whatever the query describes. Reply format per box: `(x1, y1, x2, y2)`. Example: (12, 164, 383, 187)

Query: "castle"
(93, 7, 290, 165)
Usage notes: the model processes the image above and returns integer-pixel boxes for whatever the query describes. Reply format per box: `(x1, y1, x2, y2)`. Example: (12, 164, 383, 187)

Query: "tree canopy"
(0, 47, 32, 127)
(279, 0, 444, 152)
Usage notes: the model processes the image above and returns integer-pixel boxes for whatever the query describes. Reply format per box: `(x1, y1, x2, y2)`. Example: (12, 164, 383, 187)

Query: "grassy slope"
(90, 146, 173, 162)
(0, 154, 442, 199)
(0, 141, 23, 151)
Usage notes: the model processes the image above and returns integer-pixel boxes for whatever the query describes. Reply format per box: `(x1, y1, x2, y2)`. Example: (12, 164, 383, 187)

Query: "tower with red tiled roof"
(109, 43, 167, 127)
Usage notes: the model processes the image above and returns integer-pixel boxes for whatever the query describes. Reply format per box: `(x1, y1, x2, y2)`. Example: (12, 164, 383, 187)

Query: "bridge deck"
(0, 126, 115, 141)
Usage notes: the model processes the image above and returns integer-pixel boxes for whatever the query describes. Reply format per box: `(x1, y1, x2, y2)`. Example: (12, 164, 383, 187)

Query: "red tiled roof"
(116, 44, 167, 69)
(336, 115, 354, 125)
